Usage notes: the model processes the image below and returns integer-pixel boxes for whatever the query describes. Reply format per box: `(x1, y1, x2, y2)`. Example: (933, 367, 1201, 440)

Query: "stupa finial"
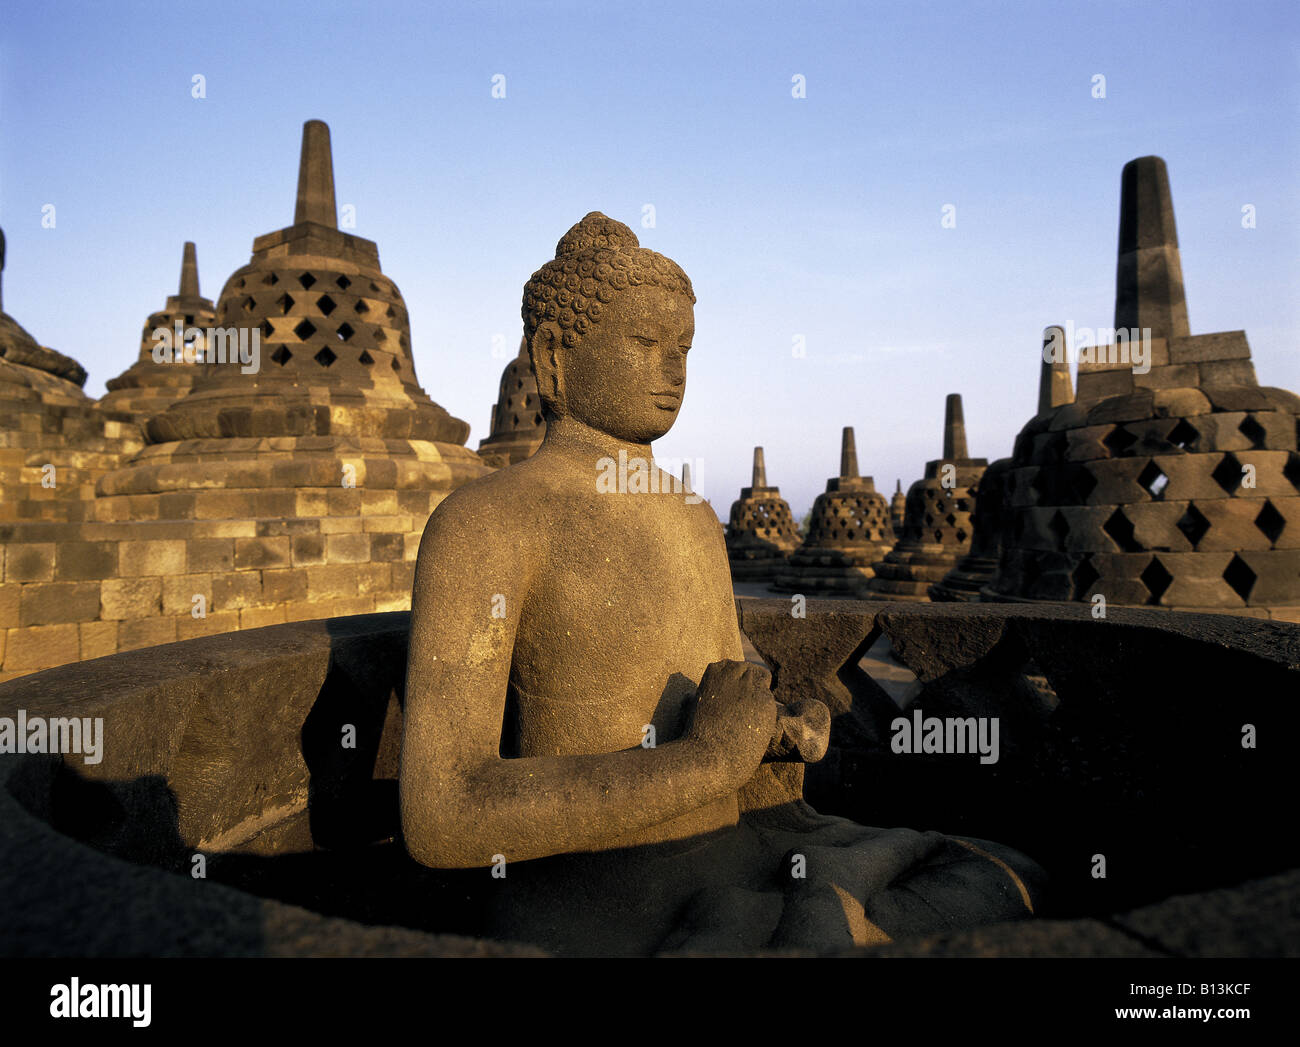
(1039, 325, 1074, 412)
(840, 426, 859, 479)
(1115, 156, 1189, 340)
(942, 393, 968, 460)
(294, 119, 338, 229)
(752, 447, 767, 489)
(179, 241, 200, 298)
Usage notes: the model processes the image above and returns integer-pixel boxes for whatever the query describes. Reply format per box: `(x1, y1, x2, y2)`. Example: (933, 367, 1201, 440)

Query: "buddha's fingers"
(768, 698, 831, 763)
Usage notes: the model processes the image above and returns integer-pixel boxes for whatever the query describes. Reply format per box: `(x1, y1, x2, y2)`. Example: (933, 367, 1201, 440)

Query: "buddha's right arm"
(397, 501, 749, 869)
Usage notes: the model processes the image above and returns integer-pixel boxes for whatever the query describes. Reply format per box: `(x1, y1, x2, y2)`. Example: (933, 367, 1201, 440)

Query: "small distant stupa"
(99, 242, 217, 420)
(725, 447, 800, 582)
(865, 394, 987, 601)
(773, 427, 893, 597)
(890, 479, 907, 538)
(477, 335, 546, 467)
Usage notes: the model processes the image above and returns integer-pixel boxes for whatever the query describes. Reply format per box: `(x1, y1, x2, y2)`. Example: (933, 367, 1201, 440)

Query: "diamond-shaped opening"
(293, 319, 317, 341)
(933, 529, 943, 542)
(1254, 500, 1285, 545)
(390, 358, 401, 373)
(358, 350, 375, 366)
(260, 320, 274, 339)
(1029, 468, 1055, 504)
(1138, 460, 1169, 500)
(1212, 453, 1243, 495)
(374, 328, 386, 341)
(270, 345, 292, 366)
(236, 278, 246, 289)
(317, 294, 337, 316)
(1071, 555, 1101, 599)
(263, 273, 279, 286)
(955, 528, 967, 543)
(1103, 508, 1142, 553)
(955, 498, 970, 512)
(370, 281, 382, 292)
(1175, 503, 1210, 548)
(1238, 415, 1266, 449)
(241, 296, 255, 313)
(1285, 452, 1300, 494)
(945, 513, 956, 526)
(335, 275, 352, 290)
(1167, 418, 1199, 451)
(298, 272, 317, 290)
(1223, 554, 1257, 601)
(1070, 466, 1098, 503)
(314, 346, 337, 367)
(1048, 510, 1069, 549)
(276, 293, 295, 314)
(385, 305, 396, 320)
(354, 299, 370, 315)
(335, 323, 355, 342)
(924, 513, 934, 527)
(184, 315, 194, 325)
(1103, 425, 1138, 457)
(1139, 556, 1173, 605)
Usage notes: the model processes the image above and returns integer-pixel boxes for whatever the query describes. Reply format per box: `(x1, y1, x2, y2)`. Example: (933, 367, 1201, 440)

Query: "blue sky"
(2, 0, 1296, 518)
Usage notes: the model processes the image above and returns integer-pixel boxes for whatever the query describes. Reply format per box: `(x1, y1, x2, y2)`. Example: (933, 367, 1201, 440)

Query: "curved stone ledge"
(1, 603, 1297, 956)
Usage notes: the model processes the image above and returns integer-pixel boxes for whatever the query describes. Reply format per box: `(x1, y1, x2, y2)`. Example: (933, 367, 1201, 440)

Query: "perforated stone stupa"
(988, 157, 1300, 620)
(725, 447, 799, 582)
(98, 242, 217, 420)
(865, 394, 987, 601)
(773, 427, 893, 597)
(0, 226, 142, 523)
(476, 335, 546, 467)
(0, 122, 489, 681)
(931, 330, 1075, 601)
(890, 479, 907, 539)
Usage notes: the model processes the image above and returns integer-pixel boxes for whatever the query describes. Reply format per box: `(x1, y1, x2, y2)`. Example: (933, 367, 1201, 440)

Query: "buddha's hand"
(684, 660, 779, 787)
(767, 699, 831, 764)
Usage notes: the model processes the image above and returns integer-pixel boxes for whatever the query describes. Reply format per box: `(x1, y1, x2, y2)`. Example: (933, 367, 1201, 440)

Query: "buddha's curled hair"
(521, 212, 695, 351)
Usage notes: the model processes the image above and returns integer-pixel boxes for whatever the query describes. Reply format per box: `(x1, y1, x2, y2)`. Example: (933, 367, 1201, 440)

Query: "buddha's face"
(538, 283, 694, 444)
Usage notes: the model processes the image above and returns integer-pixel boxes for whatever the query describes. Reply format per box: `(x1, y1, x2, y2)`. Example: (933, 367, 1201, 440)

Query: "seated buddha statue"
(399, 213, 1044, 956)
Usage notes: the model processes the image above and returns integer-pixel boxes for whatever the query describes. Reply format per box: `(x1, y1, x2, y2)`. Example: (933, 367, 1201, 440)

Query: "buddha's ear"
(529, 322, 566, 417)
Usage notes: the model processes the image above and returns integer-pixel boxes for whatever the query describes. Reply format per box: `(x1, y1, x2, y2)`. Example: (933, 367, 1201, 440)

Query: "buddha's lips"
(650, 392, 681, 409)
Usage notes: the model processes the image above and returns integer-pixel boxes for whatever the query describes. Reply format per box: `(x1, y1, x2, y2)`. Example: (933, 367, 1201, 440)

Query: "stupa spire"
(178, 241, 200, 298)
(1039, 325, 1074, 412)
(0, 225, 6, 313)
(942, 393, 967, 460)
(1114, 156, 1189, 340)
(294, 119, 338, 229)
(752, 447, 767, 489)
(840, 427, 859, 479)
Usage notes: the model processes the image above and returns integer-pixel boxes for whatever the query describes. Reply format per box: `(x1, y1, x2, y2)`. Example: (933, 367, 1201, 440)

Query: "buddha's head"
(522, 212, 695, 443)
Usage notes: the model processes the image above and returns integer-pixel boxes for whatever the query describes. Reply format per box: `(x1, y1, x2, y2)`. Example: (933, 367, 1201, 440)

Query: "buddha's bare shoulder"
(414, 457, 555, 563)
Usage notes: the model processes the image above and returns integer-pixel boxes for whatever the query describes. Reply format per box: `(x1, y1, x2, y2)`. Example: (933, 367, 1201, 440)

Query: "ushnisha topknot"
(522, 212, 695, 352)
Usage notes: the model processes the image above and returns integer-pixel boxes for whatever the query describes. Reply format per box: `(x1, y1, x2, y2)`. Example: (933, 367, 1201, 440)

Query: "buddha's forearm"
(402, 737, 737, 867)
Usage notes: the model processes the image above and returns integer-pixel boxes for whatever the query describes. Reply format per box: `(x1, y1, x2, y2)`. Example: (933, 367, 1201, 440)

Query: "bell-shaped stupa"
(890, 479, 907, 538)
(988, 158, 1300, 619)
(865, 394, 987, 601)
(99, 242, 217, 420)
(96, 119, 487, 521)
(931, 330, 1076, 601)
(477, 335, 546, 467)
(773, 427, 893, 597)
(0, 226, 143, 522)
(725, 447, 800, 582)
